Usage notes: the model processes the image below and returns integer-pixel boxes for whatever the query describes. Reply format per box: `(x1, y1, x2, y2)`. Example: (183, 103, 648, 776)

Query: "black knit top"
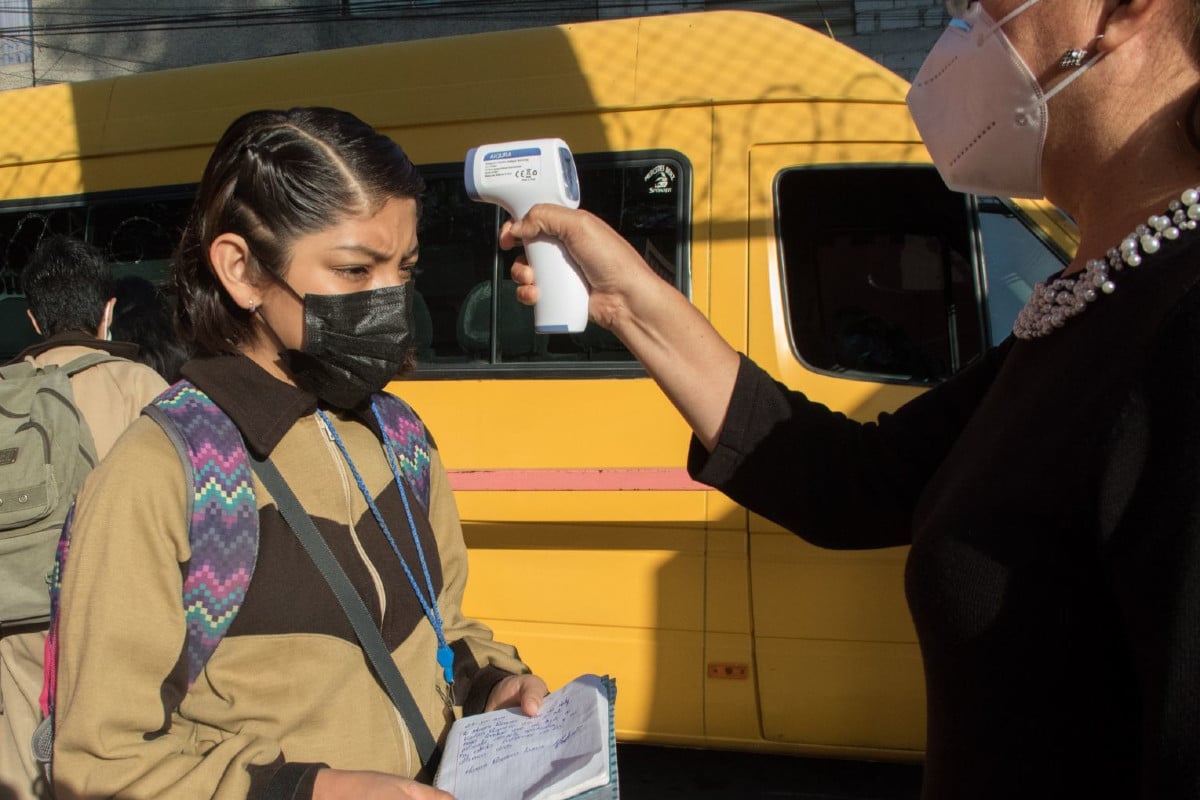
(688, 235, 1200, 799)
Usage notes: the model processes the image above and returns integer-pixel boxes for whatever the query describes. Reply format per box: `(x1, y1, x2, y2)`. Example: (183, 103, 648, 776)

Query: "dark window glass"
(778, 166, 984, 385)
(0, 206, 88, 360)
(0, 206, 87, 279)
(0, 152, 692, 373)
(89, 195, 193, 285)
(414, 172, 501, 364)
(414, 151, 688, 374)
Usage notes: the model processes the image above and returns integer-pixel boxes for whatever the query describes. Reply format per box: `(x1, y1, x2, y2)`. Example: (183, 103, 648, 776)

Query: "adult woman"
(506, 1, 1199, 797)
(51, 107, 545, 800)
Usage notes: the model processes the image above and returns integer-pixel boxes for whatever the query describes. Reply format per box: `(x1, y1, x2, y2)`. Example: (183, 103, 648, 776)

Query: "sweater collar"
(12, 331, 140, 363)
(179, 355, 319, 459)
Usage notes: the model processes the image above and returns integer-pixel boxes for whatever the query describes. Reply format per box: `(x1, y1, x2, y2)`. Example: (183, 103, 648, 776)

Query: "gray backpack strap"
(59, 352, 127, 378)
(250, 453, 441, 772)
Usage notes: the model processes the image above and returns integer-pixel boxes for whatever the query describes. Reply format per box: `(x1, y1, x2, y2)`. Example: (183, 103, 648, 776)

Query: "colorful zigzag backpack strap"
(144, 380, 259, 691)
(371, 392, 431, 509)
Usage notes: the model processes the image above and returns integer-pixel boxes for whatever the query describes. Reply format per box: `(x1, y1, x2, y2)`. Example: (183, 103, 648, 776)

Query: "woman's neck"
(239, 338, 296, 387)
(1058, 80, 1200, 274)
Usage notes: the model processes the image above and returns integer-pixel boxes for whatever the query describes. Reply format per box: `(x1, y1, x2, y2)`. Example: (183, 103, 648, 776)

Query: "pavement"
(616, 744, 923, 800)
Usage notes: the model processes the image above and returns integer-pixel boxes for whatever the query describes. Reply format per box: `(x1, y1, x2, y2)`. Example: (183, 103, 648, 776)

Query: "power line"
(7, 1, 623, 36)
(0, 0, 880, 37)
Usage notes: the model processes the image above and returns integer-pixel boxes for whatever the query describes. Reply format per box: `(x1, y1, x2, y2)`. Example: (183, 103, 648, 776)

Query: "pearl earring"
(247, 300, 257, 314)
(1059, 35, 1103, 69)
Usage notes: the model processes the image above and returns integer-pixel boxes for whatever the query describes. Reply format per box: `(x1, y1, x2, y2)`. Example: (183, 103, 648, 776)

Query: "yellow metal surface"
(755, 637, 927, 752)
(480, 618, 704, 739)
(1012, 197, 1081, 256)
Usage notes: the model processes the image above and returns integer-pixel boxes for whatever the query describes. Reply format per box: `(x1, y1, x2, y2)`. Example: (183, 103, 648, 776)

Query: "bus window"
(413, 151, 689, 374)
(88, 193, 194, 286)
(415, 170, 501, 364)
(0, 206, 87, 276)
(0, 206, 89, 360)
(778, 165, 984, 385)
(977, 197, 1067, 346)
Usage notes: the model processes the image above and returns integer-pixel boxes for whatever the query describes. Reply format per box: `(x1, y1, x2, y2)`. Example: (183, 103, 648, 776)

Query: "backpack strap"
(59, 352, 128, 377)
(37, 387, 431, 761)
(34, 381, 259, 769)
(143, 381, 259, 691)
(37, 503, 76, 719)
(32, 353, 140, 760)
(371, 391, 431, 510)
(32, 501, 76, 771)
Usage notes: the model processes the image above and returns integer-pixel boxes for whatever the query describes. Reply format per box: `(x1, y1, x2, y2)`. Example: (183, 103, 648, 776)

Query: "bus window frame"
(0, 149, 693, 378)
(0, 183, 196, 273)
(773, 162, 1064, 388)
(974, 194, 1073, 347)
(409, 149, 692, 382)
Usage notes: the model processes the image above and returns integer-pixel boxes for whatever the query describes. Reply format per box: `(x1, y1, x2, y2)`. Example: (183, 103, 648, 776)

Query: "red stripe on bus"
(446, 467, 708, 491)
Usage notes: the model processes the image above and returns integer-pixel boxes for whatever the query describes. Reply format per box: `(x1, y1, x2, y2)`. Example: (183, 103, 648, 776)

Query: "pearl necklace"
(1012, 187, 1200, 339)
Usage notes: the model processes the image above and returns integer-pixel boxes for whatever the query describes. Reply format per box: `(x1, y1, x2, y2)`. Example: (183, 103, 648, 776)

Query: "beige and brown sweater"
(51, 355, 529, 800)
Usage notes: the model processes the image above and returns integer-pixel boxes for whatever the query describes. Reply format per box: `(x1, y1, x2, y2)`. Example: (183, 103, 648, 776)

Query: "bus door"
(741, 143, 1001, 754)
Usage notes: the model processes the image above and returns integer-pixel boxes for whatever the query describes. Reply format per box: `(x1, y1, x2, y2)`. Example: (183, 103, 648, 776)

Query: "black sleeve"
(688, 345, 1011, 549)
(1100, 303, 1200, 799)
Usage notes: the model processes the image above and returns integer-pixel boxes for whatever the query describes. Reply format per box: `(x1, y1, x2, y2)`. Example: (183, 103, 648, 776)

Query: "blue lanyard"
(316, 404, 454, 687)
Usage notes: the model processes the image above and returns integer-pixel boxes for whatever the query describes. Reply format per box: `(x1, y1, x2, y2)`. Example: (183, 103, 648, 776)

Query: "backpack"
(0, 352, 126, 626)
(34, 379, 432, 772)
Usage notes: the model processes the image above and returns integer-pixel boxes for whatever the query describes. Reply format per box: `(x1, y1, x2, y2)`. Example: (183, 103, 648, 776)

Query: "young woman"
(50, 107, 545, 800)
(506, 1, 1200, 797)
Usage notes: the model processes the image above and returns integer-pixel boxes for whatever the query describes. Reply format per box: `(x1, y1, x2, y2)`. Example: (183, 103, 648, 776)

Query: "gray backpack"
(0, 352, 124, 625)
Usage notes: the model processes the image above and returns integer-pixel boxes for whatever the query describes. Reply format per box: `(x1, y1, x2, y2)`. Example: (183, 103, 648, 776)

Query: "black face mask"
(278, 284, 415, 409)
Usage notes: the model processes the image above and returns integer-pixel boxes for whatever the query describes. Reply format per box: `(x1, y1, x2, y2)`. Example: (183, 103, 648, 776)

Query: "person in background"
(0, 235, 166, 800)
(506, 1, 1200, 797)
(49, 107, 545, 800)
(110, 274, 188, 383)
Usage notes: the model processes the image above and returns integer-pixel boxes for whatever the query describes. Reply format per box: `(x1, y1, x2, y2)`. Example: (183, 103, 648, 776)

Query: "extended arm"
(504, 205, 739, 451)
(505, 205, 1008, 548)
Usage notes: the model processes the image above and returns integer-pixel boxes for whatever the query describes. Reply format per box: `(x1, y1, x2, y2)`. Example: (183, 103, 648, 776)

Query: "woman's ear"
(1097, 0, 1154, 53)
(208, 233, 259, 311)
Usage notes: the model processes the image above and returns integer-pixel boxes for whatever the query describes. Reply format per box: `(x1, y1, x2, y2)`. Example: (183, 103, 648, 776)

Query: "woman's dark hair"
(110, 275, 187, 382)
(173, 107, 426, 356)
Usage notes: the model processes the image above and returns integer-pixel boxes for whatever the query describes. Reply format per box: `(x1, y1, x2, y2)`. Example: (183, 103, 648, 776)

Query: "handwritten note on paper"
(434, 674, 612, 800)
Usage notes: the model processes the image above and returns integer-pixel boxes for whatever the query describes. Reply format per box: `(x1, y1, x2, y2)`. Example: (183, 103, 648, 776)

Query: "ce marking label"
(514, 167, 539, 180)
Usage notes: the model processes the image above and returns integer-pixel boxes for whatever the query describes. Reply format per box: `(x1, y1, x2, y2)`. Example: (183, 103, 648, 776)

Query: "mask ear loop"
(966, 0, 1041, 41)
(989, 0, 1042, 31)
(1041, 48, 1105, 105)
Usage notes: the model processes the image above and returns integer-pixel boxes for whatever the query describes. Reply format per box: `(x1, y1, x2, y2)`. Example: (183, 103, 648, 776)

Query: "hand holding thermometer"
(465, 138, 589, 333)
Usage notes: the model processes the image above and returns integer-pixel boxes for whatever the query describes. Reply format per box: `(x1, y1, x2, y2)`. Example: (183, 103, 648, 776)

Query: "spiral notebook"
(434, 674, 619, 800)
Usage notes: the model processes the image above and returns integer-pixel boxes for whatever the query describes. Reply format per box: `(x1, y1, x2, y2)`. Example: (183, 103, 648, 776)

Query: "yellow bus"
(0, 10, 1076, 761)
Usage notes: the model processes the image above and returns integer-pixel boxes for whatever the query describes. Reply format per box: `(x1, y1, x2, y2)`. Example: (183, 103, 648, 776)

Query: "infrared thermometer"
(465, 138, 588, 333)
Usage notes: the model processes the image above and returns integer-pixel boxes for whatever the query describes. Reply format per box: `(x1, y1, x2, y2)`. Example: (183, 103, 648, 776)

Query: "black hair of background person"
(20, 235, 111, 336)
(111, 275, 187, 383)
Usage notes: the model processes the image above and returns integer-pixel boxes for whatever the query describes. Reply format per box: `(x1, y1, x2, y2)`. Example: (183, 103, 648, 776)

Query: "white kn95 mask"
(906, 0, 1103, 199)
